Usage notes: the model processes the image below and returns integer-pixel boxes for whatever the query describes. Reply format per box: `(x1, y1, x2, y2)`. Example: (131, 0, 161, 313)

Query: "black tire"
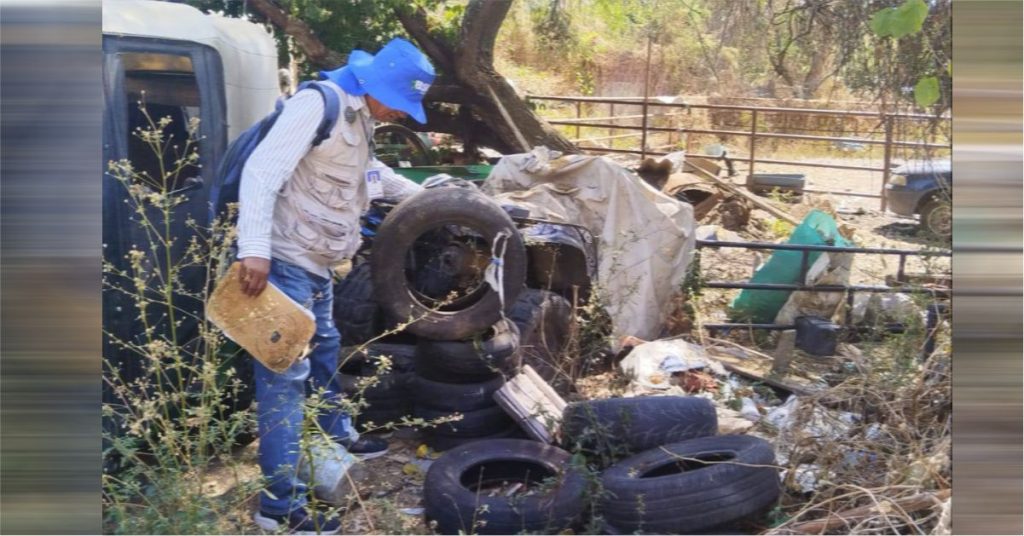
(414, 404, 513, 437)
(371, 187, 527, 341)
(417, 319, 519, 377)
(415, 350, 504, 384)
(412, 375, 506, 412)
(919, 196, 952, 239)
(561, 396, 718, 460)
(339, 342, 417, 375)
(423, 425, 524, 452)
(601, 435, 780, 534)
(355, 405, 413, 433)
(373, 123, 433, 167)
(339, 371, 412, 408)
(507, 289, 574, 382)
(333, 262, 382, 346)
(423, 439, 587, 535)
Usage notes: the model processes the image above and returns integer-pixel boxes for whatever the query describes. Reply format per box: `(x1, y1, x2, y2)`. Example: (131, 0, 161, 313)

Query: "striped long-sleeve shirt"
(237, 84, 422, 271)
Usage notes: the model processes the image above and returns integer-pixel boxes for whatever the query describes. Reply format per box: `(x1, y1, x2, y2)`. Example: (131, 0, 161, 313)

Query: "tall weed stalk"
(101, 102, 262, 533)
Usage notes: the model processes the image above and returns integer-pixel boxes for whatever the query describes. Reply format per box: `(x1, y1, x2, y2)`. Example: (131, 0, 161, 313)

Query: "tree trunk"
(401, 0, 578, 154)
(801, 47, 832, 99)
(249, 0, 577, 156)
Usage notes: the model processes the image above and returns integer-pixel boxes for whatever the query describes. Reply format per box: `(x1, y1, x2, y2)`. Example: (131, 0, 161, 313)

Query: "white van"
(102, 0, 280, 427)
(102, 0, 279, 186)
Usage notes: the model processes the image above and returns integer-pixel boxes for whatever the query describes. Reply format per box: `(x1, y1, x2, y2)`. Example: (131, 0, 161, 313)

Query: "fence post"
(575, 101, 582, 141)
(747, 109, 758, 180)
(641, 36, 652, 160)
(609, 102, 615, 141)
(880, 114, 894, 211)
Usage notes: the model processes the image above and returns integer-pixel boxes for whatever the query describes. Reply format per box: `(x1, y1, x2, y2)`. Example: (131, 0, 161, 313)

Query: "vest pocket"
(284, 208, 355, 259)
(321, 173, 360, 202)
(306, 173, 358, 206)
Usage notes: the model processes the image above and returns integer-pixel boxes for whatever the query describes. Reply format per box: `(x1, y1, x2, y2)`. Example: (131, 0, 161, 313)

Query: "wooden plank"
(704, 347, 817, 396)
(684, 156, 721, 177)
(504, 382, 554, 442)
(493, 365, 567, 444)
(522, 365, 568, 412)
(686, 161, 801, 225)
(495, 384, 551, 443)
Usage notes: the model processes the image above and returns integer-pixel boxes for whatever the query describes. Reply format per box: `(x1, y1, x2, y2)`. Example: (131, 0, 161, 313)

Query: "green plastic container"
(391, 165, 494, 184)
(729, 210, 852, 323)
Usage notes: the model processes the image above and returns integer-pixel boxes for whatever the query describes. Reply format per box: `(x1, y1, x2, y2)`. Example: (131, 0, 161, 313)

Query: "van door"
(101, 35, 226, 411)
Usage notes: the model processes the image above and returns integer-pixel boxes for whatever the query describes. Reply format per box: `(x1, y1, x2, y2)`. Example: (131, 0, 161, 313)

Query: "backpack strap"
(295, 80, 342, 148)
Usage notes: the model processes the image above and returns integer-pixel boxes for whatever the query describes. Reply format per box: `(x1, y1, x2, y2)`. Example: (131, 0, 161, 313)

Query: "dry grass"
(762, 346, 951, 535)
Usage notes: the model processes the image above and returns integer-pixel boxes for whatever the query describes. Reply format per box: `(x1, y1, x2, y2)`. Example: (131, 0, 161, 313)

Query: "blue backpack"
(209, 80, 341, 224)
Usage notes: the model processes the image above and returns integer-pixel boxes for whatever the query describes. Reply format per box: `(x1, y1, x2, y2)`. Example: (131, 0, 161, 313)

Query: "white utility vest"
(270, 85, 374, 277)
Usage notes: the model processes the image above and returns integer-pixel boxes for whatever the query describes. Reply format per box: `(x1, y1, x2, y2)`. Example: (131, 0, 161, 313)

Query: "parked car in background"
(884, 159, 951, 239)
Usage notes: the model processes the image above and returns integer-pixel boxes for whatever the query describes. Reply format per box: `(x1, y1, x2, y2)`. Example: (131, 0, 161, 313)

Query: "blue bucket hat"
(319, 37, 435, 124)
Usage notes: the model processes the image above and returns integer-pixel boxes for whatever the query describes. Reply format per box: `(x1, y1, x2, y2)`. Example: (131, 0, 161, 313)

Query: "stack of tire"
(337, 342, 416, 433)
(369, 186, 530, 451)
(412, 319, 521, 450)
(363, 183, 780, 534)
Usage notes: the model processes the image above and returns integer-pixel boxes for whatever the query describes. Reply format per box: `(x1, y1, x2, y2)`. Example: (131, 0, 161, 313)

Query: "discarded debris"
(297, 441, 365, 505)
(676, 369, 719, 394)
(764, 395, 859, 443)
(715, 406, 756, 435)
(794, 316, 840, 356)
(717, 196, 752, 231)
(619, 339, 726, 390)
(739, 397, 761, 422)
(731, 210, 853, 323)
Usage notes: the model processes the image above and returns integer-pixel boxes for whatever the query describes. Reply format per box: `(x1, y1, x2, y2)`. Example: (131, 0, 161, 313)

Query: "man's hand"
(238, 257, 271, 297)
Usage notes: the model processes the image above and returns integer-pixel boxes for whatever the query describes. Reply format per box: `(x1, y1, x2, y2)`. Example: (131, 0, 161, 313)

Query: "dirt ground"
(204, 432, 434, 535)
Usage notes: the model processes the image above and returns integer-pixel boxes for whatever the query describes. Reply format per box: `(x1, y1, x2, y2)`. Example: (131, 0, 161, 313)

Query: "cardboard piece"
(207, 262, 315, 373)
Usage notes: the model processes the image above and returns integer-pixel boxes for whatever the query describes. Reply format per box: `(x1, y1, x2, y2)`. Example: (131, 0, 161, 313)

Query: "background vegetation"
(187, 0, 951, 112)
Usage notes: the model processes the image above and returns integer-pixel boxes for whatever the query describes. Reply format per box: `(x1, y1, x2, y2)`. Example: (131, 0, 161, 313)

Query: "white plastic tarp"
(482, 148, 695, 345)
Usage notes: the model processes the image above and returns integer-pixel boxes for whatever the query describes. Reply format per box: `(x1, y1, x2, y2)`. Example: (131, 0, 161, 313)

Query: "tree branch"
(402, 106, 513, 154)
(424, 82, 486, 106)
(394, 5, 456, 74)
(247, 0, 345, 68)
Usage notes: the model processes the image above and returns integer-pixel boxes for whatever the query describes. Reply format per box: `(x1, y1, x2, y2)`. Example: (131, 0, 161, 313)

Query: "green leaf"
(870, 0, 929, 38)
(914, 76, 940, 107)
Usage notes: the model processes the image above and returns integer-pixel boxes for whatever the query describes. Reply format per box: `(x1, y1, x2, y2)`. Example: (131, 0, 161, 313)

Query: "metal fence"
(527, 95, 951, 210)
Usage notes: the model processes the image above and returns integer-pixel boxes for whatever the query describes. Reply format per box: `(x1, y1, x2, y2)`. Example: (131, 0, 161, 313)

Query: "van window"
(122, 51, 201, 193)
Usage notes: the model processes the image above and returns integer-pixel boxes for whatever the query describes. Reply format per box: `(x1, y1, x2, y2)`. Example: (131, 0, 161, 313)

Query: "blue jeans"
(254, 258, 354, 514)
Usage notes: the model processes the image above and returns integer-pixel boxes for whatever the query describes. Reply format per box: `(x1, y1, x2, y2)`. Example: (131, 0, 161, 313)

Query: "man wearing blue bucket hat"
(236, 37, 434, 534)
